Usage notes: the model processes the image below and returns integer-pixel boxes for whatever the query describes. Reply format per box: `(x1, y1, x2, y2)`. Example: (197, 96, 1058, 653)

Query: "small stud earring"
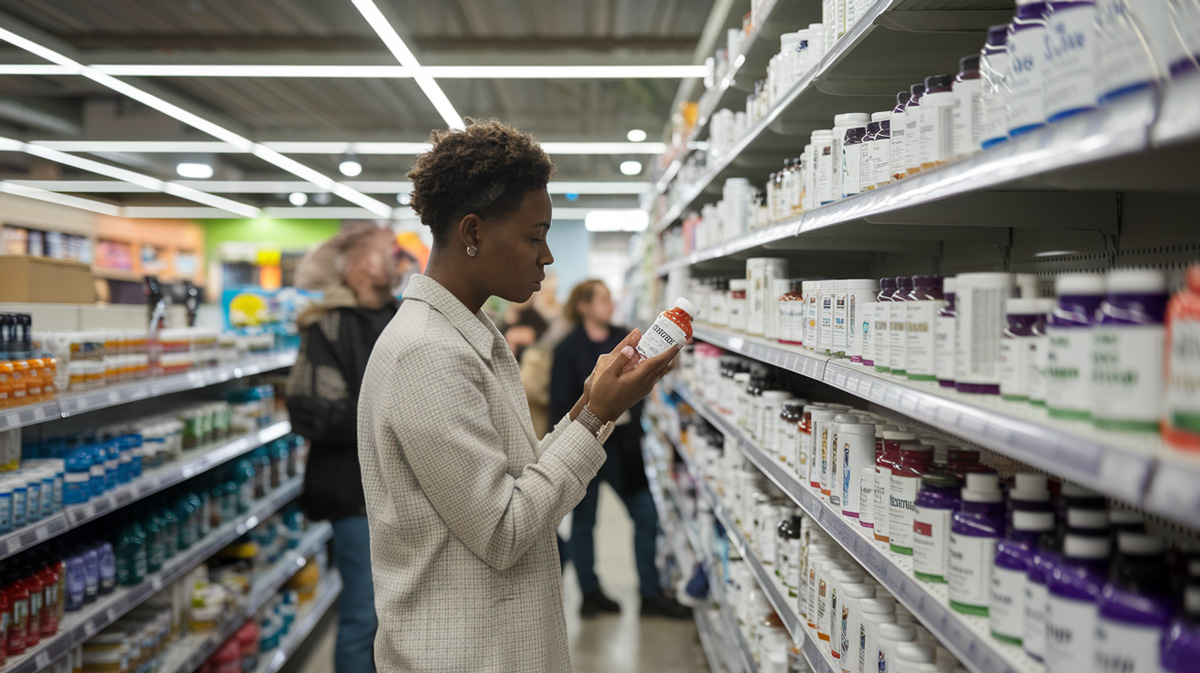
(466, 245, 477, 257)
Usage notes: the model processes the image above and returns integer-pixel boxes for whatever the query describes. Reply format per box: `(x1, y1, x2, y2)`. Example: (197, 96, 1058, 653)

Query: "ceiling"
(0, 0, 719, 218)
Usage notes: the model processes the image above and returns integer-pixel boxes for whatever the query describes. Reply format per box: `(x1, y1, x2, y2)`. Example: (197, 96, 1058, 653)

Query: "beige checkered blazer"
(358, 274, 606, 672)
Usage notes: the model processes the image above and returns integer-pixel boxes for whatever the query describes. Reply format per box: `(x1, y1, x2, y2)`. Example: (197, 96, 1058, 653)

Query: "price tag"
(835, 371, 847, 387)
(35, 526, 49, 541)
(84, 620, 96, 636)
(899, 392, 919, 414)
(107, 391, 120, 404)
(6, 538, 20, 555)
(152, 576, 163, 591)
(36, 651, 51, 668)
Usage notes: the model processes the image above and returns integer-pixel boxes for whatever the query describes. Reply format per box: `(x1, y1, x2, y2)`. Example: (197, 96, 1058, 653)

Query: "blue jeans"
(569, 449, 662, 598)
(331, 516, 377, 673)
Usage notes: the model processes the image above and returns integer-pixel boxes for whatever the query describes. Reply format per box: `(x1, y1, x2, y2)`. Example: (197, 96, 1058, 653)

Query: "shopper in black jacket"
(286, 224, 399, 673)
(552, 280, 690, 619)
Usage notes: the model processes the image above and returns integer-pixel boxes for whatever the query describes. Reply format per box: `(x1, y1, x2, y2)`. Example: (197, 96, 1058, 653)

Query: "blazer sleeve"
(385, 342, 605, 571)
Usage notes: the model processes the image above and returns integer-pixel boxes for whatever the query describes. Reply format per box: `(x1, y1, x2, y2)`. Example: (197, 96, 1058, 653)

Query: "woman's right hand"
(586, 340, 681, 423)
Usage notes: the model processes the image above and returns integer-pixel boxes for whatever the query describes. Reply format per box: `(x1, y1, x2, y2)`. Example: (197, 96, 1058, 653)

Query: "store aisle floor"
(563, 485, 708, 673)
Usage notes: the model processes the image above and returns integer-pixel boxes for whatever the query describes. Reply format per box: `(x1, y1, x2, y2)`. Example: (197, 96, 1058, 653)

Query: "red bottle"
(5, 571, 30, 655)
(40, 561, 60, 637)
(24, 565, 43, 647)
(0, 587, 8, 666)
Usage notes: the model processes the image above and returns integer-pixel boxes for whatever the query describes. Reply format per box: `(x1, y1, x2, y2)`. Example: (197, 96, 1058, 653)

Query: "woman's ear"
(458, 213, 482, 251)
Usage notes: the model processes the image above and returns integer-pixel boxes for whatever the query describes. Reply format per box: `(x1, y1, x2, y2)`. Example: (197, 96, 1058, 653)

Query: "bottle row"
(674, 351, 1200, 673)
(660, 0, 1200, 245)
(686, 258, 1200, 446)
(35, 508, 320, 673)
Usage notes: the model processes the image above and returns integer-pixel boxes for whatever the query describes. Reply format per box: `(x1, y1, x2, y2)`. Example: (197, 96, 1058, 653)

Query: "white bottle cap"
(882, 431, 918, 441)
(895, 642, 935, 664)
(1106, 268, 1167, 294)
(860, 597, 896, 614)
(1055, 272, 1106, 296)
(1012, 510, 1055, 532)
(879, 622, 917, 642)
(1005, 297, 1043, 315)
(1186, 585, 1200, 613)
(1063, 533, 1110, 559)
(1117, 532, 1166, 555)
(835, 113, 871, 127)
(834, 413, 860, 423)
(831, 568, 864, 584)
(673, 297, 696, 318)
(871, 110, 891, 122)
(961, 473, 1003, 503)
(1010, 473, 1050, 502)
(943, 277, 957, 293)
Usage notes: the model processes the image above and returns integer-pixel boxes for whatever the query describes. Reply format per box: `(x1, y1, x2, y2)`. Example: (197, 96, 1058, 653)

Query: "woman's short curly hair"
(407, 119, 556, 246)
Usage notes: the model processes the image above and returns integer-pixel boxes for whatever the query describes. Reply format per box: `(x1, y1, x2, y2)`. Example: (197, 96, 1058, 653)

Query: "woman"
(357, 120, 680, 672)
(552, 280, 690, 619)
(286, 224, 400, 673)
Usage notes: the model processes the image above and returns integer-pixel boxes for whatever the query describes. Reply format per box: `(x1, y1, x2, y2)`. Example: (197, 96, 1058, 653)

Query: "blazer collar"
(403, 274, 496, 361)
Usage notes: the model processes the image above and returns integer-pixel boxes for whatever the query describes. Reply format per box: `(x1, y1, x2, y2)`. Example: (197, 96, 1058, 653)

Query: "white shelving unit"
(669, 381, 1040, 673)
(0, 420, 292, 563)
(4, 476, 305, 673)
(253, 574, 344, 673)
(688, 324, 1200, 530)
(0, 350, 297, 432)
(159, 521, 333, 673)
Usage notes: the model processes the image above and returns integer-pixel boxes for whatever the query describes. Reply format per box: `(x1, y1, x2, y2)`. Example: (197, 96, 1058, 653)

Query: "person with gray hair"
(286, 223, 399, 673)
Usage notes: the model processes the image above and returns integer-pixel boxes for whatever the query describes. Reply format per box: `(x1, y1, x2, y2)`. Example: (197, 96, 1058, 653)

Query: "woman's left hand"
(583, 328, 640, 403)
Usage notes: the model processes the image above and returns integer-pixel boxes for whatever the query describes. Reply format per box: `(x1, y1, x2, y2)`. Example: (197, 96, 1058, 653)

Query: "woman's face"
(579, 284, 614, 325)
(477, 189, 555, 303)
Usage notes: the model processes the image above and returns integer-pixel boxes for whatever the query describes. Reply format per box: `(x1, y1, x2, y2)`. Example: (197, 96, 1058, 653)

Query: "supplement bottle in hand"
(635, 298, 696, 362)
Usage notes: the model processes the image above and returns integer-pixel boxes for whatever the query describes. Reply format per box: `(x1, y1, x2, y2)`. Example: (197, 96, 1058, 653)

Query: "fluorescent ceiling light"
(1033, 250, 1081, 257)
(627, 129, 648, 142)
(176, 162, 213, 179)
(32, 64, 707, 79)
(584, 209, 650, 232)
(9, 179, 651, 195)
(0, 26, 390, 218)
(0, 181, 121, 216)
(2, 135, 259, 217)
(288, 192, 309, 206)
(27, 140, 668, 155)
(619, 160, 644, 176)
(352, 0, 464, 130)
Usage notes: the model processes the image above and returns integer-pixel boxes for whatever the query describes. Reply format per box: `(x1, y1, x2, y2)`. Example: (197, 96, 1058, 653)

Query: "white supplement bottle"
(1042, 0, 1097, 122)
(1090, 269, 1168, 432)
(858, 598, 898, 673)
(847, 279, 880, 363)
(635, 297, 695, 360)
(838, 583, 876, 673)
(918, 74, 956, 171)
(954, 273, 1015, 395)
(1006, 0, 1048, 135)
(1046, 273, 1106, 419)
(813, 130, 837, 206)
(952, 55, 984, 160)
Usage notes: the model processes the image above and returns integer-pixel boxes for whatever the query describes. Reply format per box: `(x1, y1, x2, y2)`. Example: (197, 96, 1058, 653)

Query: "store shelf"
(695, 608, 735, 673)
(689, 325, 1200, 528)
(160, 521, 333, 673)
(672, 382, 1037, 673)
(2, 476, 305, 673)
(0, 420, 291, 563)
(253, 573, 344, 673)
(0, 350, 297, 432)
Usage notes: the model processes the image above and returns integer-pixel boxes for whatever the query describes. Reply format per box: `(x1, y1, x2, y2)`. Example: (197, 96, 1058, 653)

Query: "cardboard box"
(0, 256, 96, 303)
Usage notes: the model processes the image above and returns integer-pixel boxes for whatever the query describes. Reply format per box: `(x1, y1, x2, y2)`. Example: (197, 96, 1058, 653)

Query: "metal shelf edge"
(253, 573, 344, 673)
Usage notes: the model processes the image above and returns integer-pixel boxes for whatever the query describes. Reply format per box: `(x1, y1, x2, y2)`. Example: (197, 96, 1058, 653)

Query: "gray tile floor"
(294, 485, 709, 673)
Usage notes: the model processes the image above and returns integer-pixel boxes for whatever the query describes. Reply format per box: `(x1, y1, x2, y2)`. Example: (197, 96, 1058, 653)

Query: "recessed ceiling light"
(288, 192, 309, 206)
(176, 162, 214, 179)
(338, 154, 363, 177)
(619, 160, 643, 176)
(397, 193, 412, 205)
(314, 192, 332, 205)
(627, 129, 647, 142)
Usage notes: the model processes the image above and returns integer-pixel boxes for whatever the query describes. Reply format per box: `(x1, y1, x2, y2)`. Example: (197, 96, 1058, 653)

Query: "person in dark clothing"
(552, 279, 690, 620)
(286, 224, 399, 673)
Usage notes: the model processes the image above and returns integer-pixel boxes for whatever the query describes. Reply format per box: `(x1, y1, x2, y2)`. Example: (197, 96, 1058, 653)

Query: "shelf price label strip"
(4, 476, 306, 673)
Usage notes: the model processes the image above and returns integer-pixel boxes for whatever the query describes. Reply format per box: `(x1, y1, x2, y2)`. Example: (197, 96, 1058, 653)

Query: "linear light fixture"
(61, 64, 710, 79)
(0, 181, 121, 216)
(4, 135, 261, 217)
(0, 25, 392, 218)
(27, 140, 668, 156)
(351, 0, 464, 130)
(7, 179, 651, 195)
(112, 205, 645, 220)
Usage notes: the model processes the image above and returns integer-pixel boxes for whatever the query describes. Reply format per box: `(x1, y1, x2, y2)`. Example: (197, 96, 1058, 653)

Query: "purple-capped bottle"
(913, 472, 962, 584)
(948, 473, 1005, 616)
(889, 276, 915, 377)
(1162, 583, 1200, 673)
(1007, 0, 1050, 137)
(1025, 504, 1108, 661)
(1095, 533, 1176, 673)
(905, 275, 944, 381)
(889, 91, 911, 183)
(991, 509, 1056, 644)
(1042, 0, 1097, 123)
(999, 298, 1045, 402)
(1046, 273, 1106, 420)
(1045, 523, 1113, 672)
(903, 84, 926, 177)
(1092, 269, 1169, 432)
(874, 277, 898, 373)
